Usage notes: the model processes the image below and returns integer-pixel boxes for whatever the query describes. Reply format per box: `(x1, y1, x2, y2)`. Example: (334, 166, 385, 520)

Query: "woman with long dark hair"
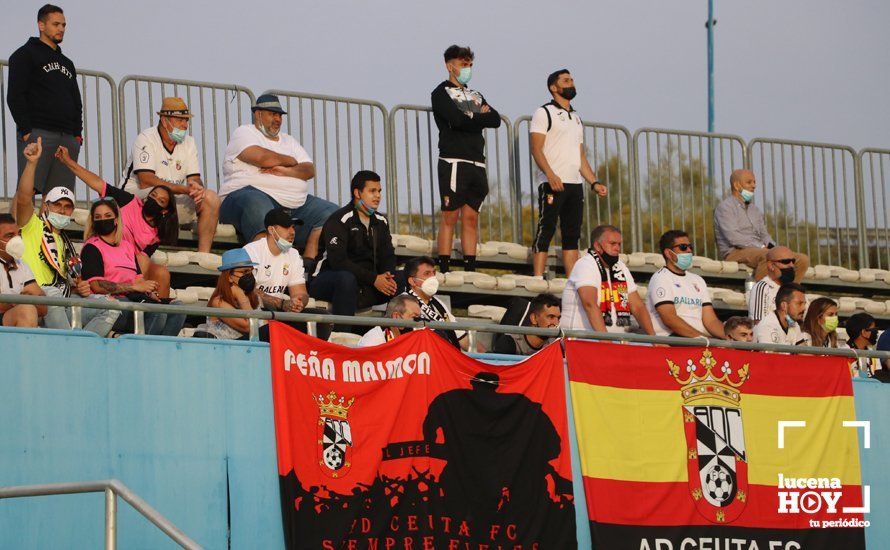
(801, 297, 839, 348)
(195, 249, 261, 340)
(56, 146, 179, 298)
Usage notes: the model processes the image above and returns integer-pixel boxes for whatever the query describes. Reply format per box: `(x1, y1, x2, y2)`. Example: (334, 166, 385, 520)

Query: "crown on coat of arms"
(315, 391, 355, 419)
(668, 349, 749, 405)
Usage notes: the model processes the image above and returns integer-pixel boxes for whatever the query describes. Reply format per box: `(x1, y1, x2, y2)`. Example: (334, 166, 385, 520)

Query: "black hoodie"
(7, 37, 83, 137)
(431, 80, 501, 163)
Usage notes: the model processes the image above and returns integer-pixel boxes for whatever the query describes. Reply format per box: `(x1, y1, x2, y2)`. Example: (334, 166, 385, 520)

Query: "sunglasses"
(773, 258, 795, 265)
(672, 243, 694, 252)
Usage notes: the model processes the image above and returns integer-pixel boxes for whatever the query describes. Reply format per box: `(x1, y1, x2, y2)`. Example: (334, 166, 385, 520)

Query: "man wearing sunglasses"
(714, 169, 809, 283)
(747, 246, 798, 323)
(646, 230, 726, 339)
(357, 294, 422, 347)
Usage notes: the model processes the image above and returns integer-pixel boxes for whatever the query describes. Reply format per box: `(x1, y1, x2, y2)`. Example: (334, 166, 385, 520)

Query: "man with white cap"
(12, 138, 119, 335)
(121, 97, 220, 253)
(219, 93, 337, 265)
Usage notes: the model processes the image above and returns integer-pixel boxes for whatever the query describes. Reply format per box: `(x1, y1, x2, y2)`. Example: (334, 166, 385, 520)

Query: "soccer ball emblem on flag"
(669, 349, 750, 523)
(315, 391, 355, 478)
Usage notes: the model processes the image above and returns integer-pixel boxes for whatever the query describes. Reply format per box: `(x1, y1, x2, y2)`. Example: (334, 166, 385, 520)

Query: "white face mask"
(420, 276, 439, 297)
(2, 235, 25, 260)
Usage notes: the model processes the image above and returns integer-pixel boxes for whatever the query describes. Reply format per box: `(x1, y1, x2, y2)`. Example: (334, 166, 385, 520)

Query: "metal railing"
(513, 116, 638, 250)
(118, 75, 256, 193)
(633, 128, 747, 257)
(265, 89, 389, 209)
(388, 105, 516, 242)
(748, 138, 863, 268)
(0, 479, 200, 549)
(1, 60, 120, 203)
(858, 148, 890, 270)
(2, 294, 889, 362)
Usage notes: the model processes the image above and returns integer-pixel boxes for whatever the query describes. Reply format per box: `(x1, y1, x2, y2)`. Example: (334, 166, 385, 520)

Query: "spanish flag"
(566, 341, 865, 549)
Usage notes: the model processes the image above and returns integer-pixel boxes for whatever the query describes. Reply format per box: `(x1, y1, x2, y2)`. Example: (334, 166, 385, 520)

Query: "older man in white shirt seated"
(358, 294, 422, 347)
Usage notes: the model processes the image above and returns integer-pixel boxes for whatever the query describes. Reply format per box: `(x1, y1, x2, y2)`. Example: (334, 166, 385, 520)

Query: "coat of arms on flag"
(315, 391, 355, 478)
(669, 349, 750, 524)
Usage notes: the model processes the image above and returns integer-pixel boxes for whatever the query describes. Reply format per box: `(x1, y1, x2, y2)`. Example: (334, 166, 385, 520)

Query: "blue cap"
(252, 94, 287, 114)
(218, 248, 258, 271)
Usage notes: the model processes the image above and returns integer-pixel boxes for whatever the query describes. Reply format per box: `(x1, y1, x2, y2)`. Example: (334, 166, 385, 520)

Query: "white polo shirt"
(243, 240, 306, 300)
(646, 267, 712, 336)
(530, 101, 583, 185)
(747, 275, 780, 322)
(0, 258, 36, 295)
(220, 124, 313, 208)
(121, 126, 200, 193)
(560, 252, 637, 333)
(753, 311, 807, 346)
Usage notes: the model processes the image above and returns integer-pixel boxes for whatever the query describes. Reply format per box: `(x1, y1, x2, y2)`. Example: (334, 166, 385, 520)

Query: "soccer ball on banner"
(323, 445, 344, 469)
(705, 464, 734, 505)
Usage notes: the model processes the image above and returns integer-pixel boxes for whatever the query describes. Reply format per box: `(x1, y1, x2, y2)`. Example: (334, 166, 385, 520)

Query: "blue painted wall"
(0, 329, 886, 548)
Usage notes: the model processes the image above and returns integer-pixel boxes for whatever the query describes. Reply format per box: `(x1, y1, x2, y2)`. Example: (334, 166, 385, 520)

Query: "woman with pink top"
(80, 198, 185, 336)
(55, 145, 178, 298)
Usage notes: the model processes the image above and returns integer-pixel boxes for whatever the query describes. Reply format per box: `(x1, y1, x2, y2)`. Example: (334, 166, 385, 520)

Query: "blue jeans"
(111, 297, 187, 336)
(41, 286, 122, 337)
(219, 186, 338, 246)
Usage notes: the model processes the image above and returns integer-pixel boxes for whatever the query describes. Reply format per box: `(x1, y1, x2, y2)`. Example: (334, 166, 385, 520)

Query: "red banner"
(269, 322, 576, 549)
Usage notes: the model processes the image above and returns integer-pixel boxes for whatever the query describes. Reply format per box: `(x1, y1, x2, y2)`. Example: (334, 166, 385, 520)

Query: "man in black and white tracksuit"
(7, 5, 82, 195)
(530, 69, 607, 278)
(431, 45, 501, 273)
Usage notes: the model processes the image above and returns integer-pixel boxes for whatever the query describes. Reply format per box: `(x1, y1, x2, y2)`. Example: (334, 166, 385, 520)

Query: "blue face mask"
(272, 229, 292, 253)
(169, 127, 188, 144)
(785, 314, 798, 328)
(457, 67, 472, 85)
(740, 189, 755, 203)
(674, 252, 693, 271)
(46, 212, 71, 230)
(357, 199, 376, 215)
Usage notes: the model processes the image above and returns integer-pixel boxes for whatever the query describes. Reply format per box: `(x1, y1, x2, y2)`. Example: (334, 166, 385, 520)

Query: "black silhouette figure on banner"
(422, 371, 567, 521)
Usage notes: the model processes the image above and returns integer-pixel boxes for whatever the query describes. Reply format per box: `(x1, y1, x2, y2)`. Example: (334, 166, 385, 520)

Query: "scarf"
(407, 288, 448, 323)
(589, 249, 632, 328)
(38, 215, 77, 297)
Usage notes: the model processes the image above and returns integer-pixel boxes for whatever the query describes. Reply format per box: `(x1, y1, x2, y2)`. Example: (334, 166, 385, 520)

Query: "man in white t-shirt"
(242, 207, 309, 314)
(120, 97, 220, 253)
(646, 229, 726, 339)
(560, 224, 654, 334)
(746, 245, 797, 323)
(0, 213, 47, 327)
(219, 94, 337, 261)
(530, 69, 607, 278)
(358, 294, 422, 347)
(753, 283, 808, 346)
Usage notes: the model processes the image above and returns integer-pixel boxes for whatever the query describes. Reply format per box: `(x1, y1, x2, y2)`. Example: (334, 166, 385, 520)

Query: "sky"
(1, 0, 888, 150)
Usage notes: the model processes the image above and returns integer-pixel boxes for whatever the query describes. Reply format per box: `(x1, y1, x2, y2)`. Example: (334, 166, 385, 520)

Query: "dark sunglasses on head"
(672, 243, 694, 252)
(773, 258, 795, 265)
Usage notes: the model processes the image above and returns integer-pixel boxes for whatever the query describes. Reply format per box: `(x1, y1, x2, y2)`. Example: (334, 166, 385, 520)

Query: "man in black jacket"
(7, 4, 83, 195)
(310, 170, 397, 332)
(431, 45, 501, 273)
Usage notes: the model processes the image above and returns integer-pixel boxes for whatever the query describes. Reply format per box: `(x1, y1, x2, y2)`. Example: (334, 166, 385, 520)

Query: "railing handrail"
(0, 479, 201, 549)
(2, 294, 889, 361)
(264, 88, 389, 112)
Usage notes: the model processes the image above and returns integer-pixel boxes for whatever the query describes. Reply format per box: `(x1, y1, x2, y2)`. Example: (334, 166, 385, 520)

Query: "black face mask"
(599, 251, 619, 267)
(778, 266, 795, 284)
(143, 197, 167, 220)
(237, 272, 256, 294)
(867, 331, 878, 346)
(560, 86, 577, 100)
(93, 219, 117, 236)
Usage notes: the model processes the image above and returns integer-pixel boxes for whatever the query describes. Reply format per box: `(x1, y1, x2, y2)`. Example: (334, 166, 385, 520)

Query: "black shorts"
(438, 159, 489, 212)
(532, 182, 585, 252)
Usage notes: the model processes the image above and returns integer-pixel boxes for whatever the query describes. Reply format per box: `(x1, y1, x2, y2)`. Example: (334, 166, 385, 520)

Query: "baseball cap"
(252, 94, 287, 114)
(264, 207, 296, 229)
(218, 248, 258, 271)
(44, 186, 75, 205)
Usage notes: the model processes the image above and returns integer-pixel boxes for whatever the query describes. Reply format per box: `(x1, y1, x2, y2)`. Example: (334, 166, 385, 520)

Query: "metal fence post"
(105, 487, 117, 550)
(854, 150, 869, 268)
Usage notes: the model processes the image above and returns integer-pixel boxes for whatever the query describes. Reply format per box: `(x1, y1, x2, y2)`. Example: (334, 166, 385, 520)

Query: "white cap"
(44, 186, 75, 204)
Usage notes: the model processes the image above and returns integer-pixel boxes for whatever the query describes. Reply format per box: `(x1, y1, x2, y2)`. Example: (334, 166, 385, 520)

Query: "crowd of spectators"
(2, 5, 888, 381)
